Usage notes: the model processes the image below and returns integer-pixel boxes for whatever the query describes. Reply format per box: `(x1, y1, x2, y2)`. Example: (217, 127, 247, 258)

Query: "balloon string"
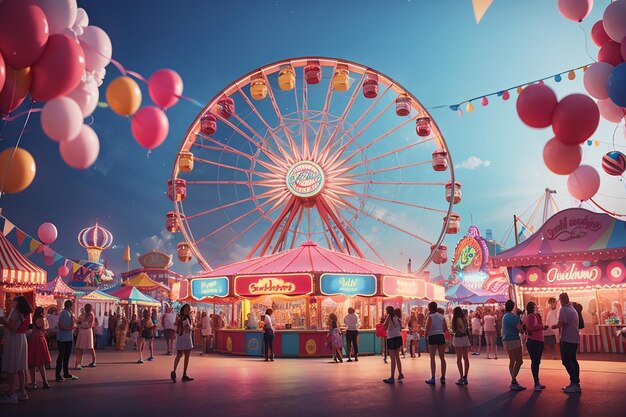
(578, 23, 597, 64)
(0, 103, 34, 199)
(1, 107, 42, 122)
(611, 123, 620, 151)
(590, 198, 626, 217)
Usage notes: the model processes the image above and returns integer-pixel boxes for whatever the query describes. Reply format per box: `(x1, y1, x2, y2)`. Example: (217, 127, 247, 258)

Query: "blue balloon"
(607, 63, 626, 108)
(554, 74, 562, 82)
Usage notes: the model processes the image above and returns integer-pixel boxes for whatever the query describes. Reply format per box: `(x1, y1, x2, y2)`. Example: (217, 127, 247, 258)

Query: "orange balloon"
(105, 76, 142, 116)
(0, 66, 31, 114)
(0, 147, 36, 193)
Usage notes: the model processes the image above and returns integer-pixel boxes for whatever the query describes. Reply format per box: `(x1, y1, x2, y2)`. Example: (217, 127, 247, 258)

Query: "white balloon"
(41, 97, 83, 142)
(66, 77, 99, 117)
(93, 67, 106, 87)
(75, 7, 89, 27)
(79, 26, 112, 72)
(35, 0, 77, 34)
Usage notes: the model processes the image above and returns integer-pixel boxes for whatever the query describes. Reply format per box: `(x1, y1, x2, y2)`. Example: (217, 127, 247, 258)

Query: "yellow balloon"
(106, 76, 142, 116)
(466, 101, 474, 113)
(0, 147, 36, 194)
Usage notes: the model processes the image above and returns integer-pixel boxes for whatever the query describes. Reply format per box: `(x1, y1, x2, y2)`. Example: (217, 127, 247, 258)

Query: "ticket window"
(320, 297, 376, 330)
(252, 299, 307, 330)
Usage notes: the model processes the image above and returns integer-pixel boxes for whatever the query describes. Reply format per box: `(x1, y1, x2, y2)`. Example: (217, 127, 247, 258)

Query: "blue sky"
(1, 0, 625, 279)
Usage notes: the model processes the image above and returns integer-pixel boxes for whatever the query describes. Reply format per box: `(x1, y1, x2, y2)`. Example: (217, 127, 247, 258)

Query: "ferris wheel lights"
(178, 151, 194, 172)
(250, 78, 268, 100)
(278, 68, 296, 91)
(200, 114, 217, 136)
(445, 213, 461, 234)
(431, 244, 448, 264)
(216, 96, 235, 119)
(332, 69, 351, 92)
(395, 94, 411, 116)
(416, 117, 432, 137)
(445, 181, 462, 204)
(177, 242, 192, 262)
(432, 148, 449, 171)
(304, 63, 322, 84)
(167, 178, 187, 202)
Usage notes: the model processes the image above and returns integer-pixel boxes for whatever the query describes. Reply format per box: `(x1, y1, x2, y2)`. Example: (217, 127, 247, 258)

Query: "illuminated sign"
(545, 215, 602, 241)
(191, 277, 229, 299)
(285, 161, 325, 198)
(545, 263, 601, 285)
(320, 274, 377, 297)
(511, 260, 626, 287)
(234, 274, 313, 297)
(382, 276, 426, 298)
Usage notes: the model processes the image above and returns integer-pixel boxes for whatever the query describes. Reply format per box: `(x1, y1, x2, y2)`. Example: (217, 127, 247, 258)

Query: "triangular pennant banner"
(43, 245, 54, 257)
(472, 0, 494, 23)
(54, 254, 64, 263)
(72, 263, 81, 273)
(30, 238, 41, 252)
(2, 219, 14, 236)
(16, 229, 27, 246)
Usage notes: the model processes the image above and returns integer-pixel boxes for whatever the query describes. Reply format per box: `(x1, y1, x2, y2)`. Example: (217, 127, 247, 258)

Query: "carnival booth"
(191, 241, 445, 357)
(492, 208, 626, 353)
(0, 232, 46, 312)
(107, 286, 161, 318)
(122, 273, 170, 307)
(36, 276, 76, 310)
(77, 290, 120, 318)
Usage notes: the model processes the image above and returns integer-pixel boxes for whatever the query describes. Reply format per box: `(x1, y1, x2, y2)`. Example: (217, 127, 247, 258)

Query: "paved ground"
(2, 340, 625, 417)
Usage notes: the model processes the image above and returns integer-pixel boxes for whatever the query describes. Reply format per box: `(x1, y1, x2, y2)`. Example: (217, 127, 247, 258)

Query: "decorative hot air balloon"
(78, 223, 113, 262)
(601, 151, 626, 176)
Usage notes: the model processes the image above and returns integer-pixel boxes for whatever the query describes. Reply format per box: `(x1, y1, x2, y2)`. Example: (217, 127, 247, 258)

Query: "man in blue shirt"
(56, 300, 78, 382)
(502, 300, 525, 391)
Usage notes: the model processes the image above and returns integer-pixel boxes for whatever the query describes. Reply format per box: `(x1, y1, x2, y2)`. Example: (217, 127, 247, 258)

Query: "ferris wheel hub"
(285, 160, 326, 199)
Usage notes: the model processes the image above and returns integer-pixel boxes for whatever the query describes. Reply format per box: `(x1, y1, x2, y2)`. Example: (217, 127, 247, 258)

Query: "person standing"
(483, 309, 498, 359)
(523, 301, 546, 392)
(100, 311, 109, 350)
(552, 292, 581, 394)
(55, 300, 77, 382)
(344, 307, 359, 362)
(544, 298, 560, 360)
(200, 311, 211, 356)
(375, 317, 388, 364)
(161, 306, 177, 356)
(471, 312, 483, 355)
(137, 309, 156, 363)
(263, 309, 275, 362)
(115, 312, 128, 351)
(424, 302, 447, 385)
(502, 300, 525, 391)
(451, 307, 470, 385)
(382, 306, 403, 383)
(0, 296, 32, 404)
(74, 303, 96, 369)
(28, 307, 51, 389)
(108, 311, 117, 348)
(171, 304, 194, 382)
(328, 313, 343, 363)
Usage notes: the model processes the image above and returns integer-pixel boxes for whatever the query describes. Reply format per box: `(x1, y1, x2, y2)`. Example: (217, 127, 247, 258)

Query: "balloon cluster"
(517, 83, 602, 201)
(564, 1, 626, 120)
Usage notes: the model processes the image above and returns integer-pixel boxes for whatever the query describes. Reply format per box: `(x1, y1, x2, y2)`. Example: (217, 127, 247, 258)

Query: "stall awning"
(0, 232, 46, 285)
(445, 282, 497, 302)
(107, 286, 160, 307)
(122, 272, 170, 291)
(80, 290, 120, 302)
(37, 276, 75, 297)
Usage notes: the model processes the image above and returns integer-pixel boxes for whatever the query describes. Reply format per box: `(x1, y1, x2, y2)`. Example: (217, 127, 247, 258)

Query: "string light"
(568, 70, 576, 80)
(481, 96, 489, 106)
(555, 74, 562, 82)
(516, 86, 524, 94)
(466, 101, 474, 112)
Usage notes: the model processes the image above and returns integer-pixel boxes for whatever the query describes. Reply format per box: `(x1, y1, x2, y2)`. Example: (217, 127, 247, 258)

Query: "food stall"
(36, 275, 76, 310)
(107, 286, 161, 318)
(190, 241, 445, 357)
(77, 290, 120, 317)
(492, 208, 626, 353)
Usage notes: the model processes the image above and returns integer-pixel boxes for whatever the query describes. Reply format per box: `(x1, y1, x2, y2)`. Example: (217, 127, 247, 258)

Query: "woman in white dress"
(0, 296, 32, 404)
(171, 304, 193, 382)
(74, 303, 96, 369)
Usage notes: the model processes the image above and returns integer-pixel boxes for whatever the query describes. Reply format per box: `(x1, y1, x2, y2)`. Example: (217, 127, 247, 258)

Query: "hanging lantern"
(432, 148, 448, 171)
(445, 181, 462, 204)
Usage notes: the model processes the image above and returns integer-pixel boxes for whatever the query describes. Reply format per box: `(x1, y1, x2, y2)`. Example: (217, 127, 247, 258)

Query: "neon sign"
(382, 276, 426, 298)
(285, 161, 325, 198)
(191, 277, 229, 300)
(545, 263, 601, 285)
(320, 274, 377, 297)
(234, 274, 313, 297)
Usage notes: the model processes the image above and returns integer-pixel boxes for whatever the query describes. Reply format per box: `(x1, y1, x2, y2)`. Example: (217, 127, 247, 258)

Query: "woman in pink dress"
(28, 307, 51, 389)
(0, 296, 32, 404)
(74, 303, 97, 369)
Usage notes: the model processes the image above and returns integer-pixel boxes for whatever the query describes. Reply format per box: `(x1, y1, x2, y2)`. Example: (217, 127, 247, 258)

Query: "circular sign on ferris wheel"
(286, 160, 326, 198)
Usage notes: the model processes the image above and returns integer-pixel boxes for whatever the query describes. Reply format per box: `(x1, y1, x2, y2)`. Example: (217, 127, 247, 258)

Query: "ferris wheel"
(168, 57, 460, 272)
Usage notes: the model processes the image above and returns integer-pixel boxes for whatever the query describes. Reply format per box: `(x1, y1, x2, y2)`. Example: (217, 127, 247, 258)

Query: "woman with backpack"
(523, 301, 547, 392)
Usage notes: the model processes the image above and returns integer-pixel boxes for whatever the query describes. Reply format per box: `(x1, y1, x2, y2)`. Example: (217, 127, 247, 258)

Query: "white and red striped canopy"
(0, 232, 46, 285)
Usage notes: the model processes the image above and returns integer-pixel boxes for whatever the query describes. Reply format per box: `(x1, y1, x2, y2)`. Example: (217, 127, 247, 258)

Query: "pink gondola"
(201, 114, 217, 135)
(167, 178, 187, 202)
(432, 149, 448, 171)
(416, 117, 431, 137)
(431, 244, 448, 264)
(445, 181, 462, 204)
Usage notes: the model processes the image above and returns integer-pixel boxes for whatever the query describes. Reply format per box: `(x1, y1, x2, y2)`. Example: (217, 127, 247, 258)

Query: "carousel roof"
(0, 232, 46, 285)
(37, 276, 76, 297)
(198, 241, 415, 278)
(123, 273, 169, 291)
(107, 286, 160, 307)
(492, 208, 626, 268)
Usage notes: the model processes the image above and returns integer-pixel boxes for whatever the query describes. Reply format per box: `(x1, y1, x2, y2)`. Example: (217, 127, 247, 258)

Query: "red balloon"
(0, 52, 5, 93)
(516, 84, 558, 128)
(591, 20, 611, 46)
(0, 0, 49, 69)
(148, 69, 183, 109)
(552, 94, 600, 145)
(0, 66, 32, 114)
(567, 165, 600, 201)
(30, 34, 85, 102)
(543, 138, 582, 175)
(131, 106, 169, 149)
(598, 41, 624, 66)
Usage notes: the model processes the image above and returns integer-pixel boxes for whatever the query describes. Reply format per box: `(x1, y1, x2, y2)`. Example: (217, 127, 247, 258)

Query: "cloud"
(455, 156, 491, 170)
(141, 229, 175, 252)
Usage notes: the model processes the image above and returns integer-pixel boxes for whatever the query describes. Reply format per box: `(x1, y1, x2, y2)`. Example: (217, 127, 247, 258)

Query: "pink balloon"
(598, 41, 624, 66)
(131, 106, 169, 149)
(35, 0, 77, 34)
(552, 94, 600, 145)
(78, 26, 112, 72)
(591, 20, 611, 46)
(583, 62, 613, 99)
(557, 0, 594, 22)
(58, 265, 70, 277)
(0, 52, 5, 93)
(148, 69, 184, 109)
(597, 98, 626, 122)
(567, 165, 600, 201)
(66, 76, 99, 117)
(0, 0, 49, 69)
(37, 222, 57, 244)
(59, 124, 99, 169)
(31, 34, 85, 102)
(516, 84, 558, 128)
(603, 0, 626, 42)
(41, 97, 83, 142)
(543, 138, 583, 175)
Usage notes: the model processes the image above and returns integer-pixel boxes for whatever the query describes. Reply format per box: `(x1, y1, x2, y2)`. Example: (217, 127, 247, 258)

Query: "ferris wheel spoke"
(231, 111, 294, 165)
(341, 160, 432, 178)
(193, 134, 255, 162)
(252, 196, 298, 257)
(271, 199, 303, 254)
(289, 207, 305, 249)
(333, 207, 388, 265)
(310, 64, 343, 158)
(194, 156, 256, 175)
(186, 196, 255, 220)
(316, 196, 364, 257)
(314, 200, 347, 253)
(338, 196, 434, 246)
(345, 191, 448, 214)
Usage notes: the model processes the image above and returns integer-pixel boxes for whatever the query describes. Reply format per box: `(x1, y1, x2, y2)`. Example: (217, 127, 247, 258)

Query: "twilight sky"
(1, 0, 624, 280)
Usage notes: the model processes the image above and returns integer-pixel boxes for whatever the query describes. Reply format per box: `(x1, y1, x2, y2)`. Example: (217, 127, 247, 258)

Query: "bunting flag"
(29, 238, 41, 252)
(3, 219, 15, 235)
(16, 229, 27, 246)
(72, 263, 81, 274)
(472, 0, 494, 23)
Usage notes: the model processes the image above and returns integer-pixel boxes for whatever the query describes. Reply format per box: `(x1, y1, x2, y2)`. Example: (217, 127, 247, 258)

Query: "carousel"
(70, 223, 116, 290)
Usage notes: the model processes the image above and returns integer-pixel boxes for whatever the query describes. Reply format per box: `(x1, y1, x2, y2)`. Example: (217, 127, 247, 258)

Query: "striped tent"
(0, 232, 46, 285)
